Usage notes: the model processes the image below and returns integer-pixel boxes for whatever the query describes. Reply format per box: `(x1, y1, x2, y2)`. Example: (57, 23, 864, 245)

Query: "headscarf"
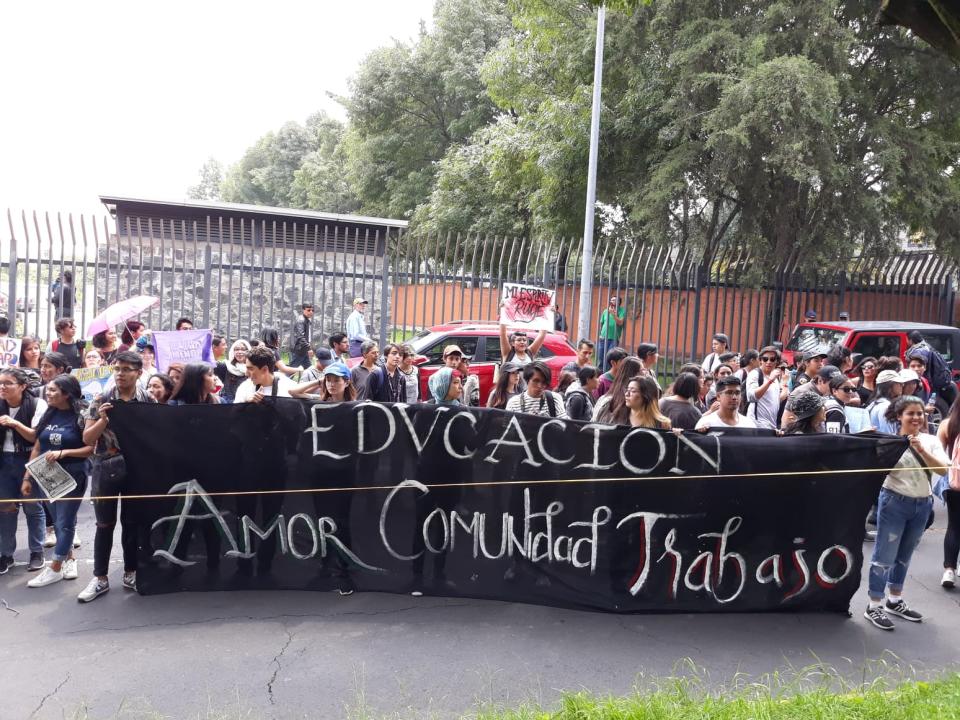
(428, 367, 461, 405)
(226, 339, 251, 377)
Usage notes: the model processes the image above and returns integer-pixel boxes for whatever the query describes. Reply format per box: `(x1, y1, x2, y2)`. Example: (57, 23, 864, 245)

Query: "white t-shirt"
(234, 373, 296, 403)
(2, 399, 48, 453)
(883, 431, 949, 498)
(695, 411, 757, 430)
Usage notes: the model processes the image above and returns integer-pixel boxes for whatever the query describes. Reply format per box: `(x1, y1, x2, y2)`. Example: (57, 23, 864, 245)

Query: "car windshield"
(786, 326, 847, 353)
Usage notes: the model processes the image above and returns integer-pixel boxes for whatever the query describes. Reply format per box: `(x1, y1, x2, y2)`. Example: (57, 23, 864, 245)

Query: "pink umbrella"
(86, 295, 159, 337)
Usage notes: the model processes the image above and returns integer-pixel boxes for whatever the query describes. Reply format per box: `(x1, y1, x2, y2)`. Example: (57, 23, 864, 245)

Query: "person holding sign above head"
(79, 350, 155, 602)
(505, 362, 567, 419)
(23, 376, 93, 588)
(498, 324, 546, 369)
(864, 395, 948, 631)
(0, 367, 48, 575)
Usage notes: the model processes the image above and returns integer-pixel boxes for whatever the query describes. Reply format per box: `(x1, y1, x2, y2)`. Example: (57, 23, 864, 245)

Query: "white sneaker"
(62, 558, 78, 580)
(73, 536, 82, 549)
(77, 577, 109, 603)
(27, 565, 63, 588)
(122, 572, 136, 591)
(942, 568, 956, 589)
(43, 528, 56, 548)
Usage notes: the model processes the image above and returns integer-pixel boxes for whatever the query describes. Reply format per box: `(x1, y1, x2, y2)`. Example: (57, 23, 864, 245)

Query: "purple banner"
(153, 329, 213, 373)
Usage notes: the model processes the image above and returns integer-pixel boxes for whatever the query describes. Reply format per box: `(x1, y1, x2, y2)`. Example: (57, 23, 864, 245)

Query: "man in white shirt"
(234, 346, 297, 402)
(505, 362, 567, 419)
(696, 376, 756, 430)
(346, 298, 370, 358)
(746, 345, 788, 429)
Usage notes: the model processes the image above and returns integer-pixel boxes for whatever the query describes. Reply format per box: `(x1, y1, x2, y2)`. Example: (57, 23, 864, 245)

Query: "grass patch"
(473, 673, 960, 720)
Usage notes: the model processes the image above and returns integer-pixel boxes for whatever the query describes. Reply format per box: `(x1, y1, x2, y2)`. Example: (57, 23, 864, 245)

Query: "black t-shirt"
(658, 398, 702, 430)
(53, 339, 86, 370)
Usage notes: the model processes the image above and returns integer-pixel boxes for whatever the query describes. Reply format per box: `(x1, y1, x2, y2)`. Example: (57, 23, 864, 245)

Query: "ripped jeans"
(868, 488, 932, 601)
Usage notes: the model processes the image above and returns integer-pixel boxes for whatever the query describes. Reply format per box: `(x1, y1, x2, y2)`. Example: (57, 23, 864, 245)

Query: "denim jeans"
(596, 338, 617, 372)
(49, 463, 88, 561)
(868, 487, 933, 600)
(0, 452, 45, 557)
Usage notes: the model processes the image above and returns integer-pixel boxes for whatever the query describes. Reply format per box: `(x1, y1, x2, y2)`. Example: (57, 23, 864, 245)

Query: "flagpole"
(577, 4, 606, 342)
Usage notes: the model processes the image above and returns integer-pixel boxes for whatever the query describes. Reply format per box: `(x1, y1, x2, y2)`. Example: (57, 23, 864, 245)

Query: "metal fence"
(4, 210, 956, 376)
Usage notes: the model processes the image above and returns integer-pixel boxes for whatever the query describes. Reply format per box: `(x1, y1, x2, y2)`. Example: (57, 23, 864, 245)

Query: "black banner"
(112, 401, 906, 613)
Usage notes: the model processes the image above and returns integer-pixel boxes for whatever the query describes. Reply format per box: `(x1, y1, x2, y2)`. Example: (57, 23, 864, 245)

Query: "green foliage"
(186, 157, 223, 201)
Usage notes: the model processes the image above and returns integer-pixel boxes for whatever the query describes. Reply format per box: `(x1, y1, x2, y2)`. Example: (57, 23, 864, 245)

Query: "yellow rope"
(3, 464, 948, 504)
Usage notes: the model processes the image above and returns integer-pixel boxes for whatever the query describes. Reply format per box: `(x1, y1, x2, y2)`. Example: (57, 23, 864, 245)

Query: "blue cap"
(322, 362, 351, 379)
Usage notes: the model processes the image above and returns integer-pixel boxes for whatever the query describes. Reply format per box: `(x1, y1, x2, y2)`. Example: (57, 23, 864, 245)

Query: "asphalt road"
(2, 500, 959, 720)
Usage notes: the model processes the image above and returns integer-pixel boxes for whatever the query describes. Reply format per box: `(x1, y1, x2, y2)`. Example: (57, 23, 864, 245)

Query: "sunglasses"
(760, 356, 778, 362)
(861, 364, 875, 370)
(840, 386, 857, 393)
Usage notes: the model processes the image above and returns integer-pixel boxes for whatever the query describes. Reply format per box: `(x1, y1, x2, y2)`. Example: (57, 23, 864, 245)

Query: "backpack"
(740, 368, 763, 416)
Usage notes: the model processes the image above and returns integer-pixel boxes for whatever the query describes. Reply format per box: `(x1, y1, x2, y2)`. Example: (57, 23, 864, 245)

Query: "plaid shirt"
(85, 385, 154, 456)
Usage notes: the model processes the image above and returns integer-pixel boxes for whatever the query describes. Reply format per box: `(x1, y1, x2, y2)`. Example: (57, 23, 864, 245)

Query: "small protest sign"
(0, 337, 22, 367)
(499, 283, 555, 330)
(153, 329, 213, 373)
(71, 366, 113, 402)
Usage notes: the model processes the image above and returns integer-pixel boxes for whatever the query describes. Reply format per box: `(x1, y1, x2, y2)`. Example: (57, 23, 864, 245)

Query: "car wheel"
(931, 395, 950, 430)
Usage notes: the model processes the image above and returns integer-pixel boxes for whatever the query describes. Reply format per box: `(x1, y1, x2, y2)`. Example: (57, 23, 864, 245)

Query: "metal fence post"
(379, 231, 389, 346)
(201, 242, 213, 330)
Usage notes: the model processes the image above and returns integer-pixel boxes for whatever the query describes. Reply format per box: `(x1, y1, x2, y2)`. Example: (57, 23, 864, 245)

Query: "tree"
(186, 158, 223, 201)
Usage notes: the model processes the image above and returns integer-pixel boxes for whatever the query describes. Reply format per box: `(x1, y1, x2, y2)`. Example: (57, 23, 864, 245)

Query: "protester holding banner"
(214, 339, 250, 404)
(169, 363, 221, 405)
(936, 399, 960, 589)
(351, 340, 379, 401)
(92, 329, 121, 364)
(146, 373, 174, 404)
(824, 374, 854, 433)
(487, 361, 521, 410)
(0, 367, 47, 574)
(613, 375, 671, 428)
(593, 356, 643, 422)
(23, 375, 93, 588)
(865, 395, 948, 630)
(695, 376, 757, 430)
(783, 393, 826, 434)
(79, 351, 155, 602)
(505, 362, 567, 418)
(51, 318, 85, 370)
(315, 362, 357, 402)
(234, 346, 298, 402)
(427, 367, 463, 405)
(564, 365, 598, 421)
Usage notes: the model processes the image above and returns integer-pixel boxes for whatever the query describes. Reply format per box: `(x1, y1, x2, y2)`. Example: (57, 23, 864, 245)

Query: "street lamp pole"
(577, 4, 606, 342)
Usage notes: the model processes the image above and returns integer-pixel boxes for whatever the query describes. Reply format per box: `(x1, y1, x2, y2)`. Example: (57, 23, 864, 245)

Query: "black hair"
(148, 373, 175, 403)
(212, 335, 226, 347)
(577, 364, 599, 385)
(328, 332, 347, 348)
(170, 362, 216, 404)
(523, 361, 552, 386)
(0, 317, 9, 335)
(34, 375, 85, 439)
(556, 370, 576, 395)
(0, 366, 30, 386)
(577, 339, 595, 350)
(740, 349, 759, 368)
(247, 345, 276, 371)
(713, 333, 730, 346)
(672, 372, 700, 400)
(825, 344, 851, 369)
(908, 331, 924, 345)
(55, 317, 75, 334)
(302, 302, 314, 311)
(41, 351, 70, 374)
(113, 350, 144, 369)
(91, 330, 114, 350)
(18, 335, 40, 366)
(259, 327, 280, 349)
(715, 375, 742, 391)
(677, 363, 703, 378)
(120, 321, 145, 346)
(944, 395, 960, 454)
(759, 345, 780, 361)
(885, 394, 925, 425)
(175, 317, 194, 330)
(784, 415, 822, 435)
(604, 347, 628, 366)
(488, 365, 519, 410)
(636, 343, 658, 361)
(718, 352, 736, 363)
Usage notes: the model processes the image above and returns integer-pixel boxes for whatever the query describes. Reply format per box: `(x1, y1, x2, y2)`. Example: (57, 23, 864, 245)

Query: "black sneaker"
(886, 598, 923, 622)
(864, 604, 895, 630)
(28, 552, 45, 572)
(0, 555, 13, 574)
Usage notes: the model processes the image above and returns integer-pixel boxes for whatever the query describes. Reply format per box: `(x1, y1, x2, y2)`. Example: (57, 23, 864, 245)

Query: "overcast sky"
(0, 1, 435, 216)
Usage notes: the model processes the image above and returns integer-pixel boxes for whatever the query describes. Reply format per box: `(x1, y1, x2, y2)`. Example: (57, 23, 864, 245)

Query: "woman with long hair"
(91, 328, 120, 364)
(317, 363, 357, 402)
(214, 339, 250, 404)
(855, 356, 879, 406)
(166, 363, 185, 387)
(169, 363, 220, 405)
(864, 395, 947, 630)
(23, 375, 93, 587)
(0, 367, 47, 574)
(18, 336, 43, 392)
(937, 397, 960, 589)
(146, 373, 175, 404)
(613, 375, 671, 428)
(658, 372, 702, 430)
(487, 362, 521, 410)
(259, 328, 298, 376)
(40, 352, 71, 384)
(118, 321, 146, 352)
(594, 356, 643, 422)
(398, 344, 420, 403)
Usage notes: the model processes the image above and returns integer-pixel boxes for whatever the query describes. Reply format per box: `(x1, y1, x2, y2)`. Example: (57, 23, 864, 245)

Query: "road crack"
(267, 625, 294, 706)
(30, 672, 70, 718)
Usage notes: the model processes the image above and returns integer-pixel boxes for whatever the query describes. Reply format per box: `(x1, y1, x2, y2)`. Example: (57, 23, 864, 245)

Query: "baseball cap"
(352, 297, 369, 306)
(314, 347, 334, 367)
(322, 362, 351, 379)
(442, 344, 464, 358)
(876, 369, 905, 384)
(803, 348, 828, 361)
(786, 391, 824, 420)
(816, 364, 841, 380)
(501, 361, 521, 374)
(898, 368, 921, 384)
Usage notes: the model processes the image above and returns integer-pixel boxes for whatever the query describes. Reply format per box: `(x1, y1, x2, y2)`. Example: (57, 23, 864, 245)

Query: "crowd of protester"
(0, 303, 958, 633)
